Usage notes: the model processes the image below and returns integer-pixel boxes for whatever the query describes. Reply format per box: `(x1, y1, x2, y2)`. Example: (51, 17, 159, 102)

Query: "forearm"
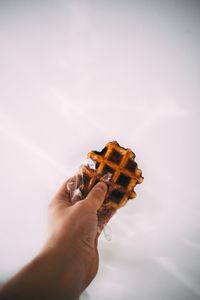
(0, 243, 86, 300)
(0, 179, 106, 300)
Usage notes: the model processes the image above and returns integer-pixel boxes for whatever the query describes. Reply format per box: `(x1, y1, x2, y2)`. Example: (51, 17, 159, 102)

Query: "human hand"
(44, 175, 109, 296)
(0, 175, 112, 300)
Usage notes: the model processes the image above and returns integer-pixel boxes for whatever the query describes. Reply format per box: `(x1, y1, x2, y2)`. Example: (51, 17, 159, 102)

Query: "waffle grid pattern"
(80, 141, 143, 209)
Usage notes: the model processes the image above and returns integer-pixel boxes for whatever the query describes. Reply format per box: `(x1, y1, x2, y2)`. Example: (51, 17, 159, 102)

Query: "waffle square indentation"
(116, 173, 131, 187)
(109, 189, 124, 204)
(125, 159, 137, 172)
(103, 164, 115, 174)
(108, 150, 122, 164)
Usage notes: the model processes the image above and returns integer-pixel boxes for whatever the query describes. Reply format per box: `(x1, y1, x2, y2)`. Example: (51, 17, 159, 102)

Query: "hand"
(0, 175, 110, 300)
(45, 175, 109, 291)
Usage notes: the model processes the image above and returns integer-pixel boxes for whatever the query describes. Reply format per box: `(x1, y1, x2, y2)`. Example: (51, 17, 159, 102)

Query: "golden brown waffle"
(79, 141, 143, 211)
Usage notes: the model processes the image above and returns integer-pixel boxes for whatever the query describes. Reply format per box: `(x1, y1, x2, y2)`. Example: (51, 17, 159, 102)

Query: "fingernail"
(95, 182, 108, 192)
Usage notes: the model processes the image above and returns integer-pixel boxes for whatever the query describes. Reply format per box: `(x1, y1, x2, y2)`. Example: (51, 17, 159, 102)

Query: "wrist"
(40, 238, 88, 298)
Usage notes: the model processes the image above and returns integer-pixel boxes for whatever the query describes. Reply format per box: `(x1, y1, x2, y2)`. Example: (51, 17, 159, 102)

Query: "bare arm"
(0, 177, 108, 300)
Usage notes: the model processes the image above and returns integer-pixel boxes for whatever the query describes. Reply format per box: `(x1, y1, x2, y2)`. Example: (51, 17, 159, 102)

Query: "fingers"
(83, 181, 108, 211)
(52, 174, 81, 206)
(97, 208, 117, 236)
(66, 174, 82, 202)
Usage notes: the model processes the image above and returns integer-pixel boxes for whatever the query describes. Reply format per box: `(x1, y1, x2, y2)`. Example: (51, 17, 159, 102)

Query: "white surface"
(0, 1, 200, 299)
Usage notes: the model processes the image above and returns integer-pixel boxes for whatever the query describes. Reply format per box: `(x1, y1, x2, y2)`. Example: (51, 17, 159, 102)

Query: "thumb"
(84, 181, 108, 211)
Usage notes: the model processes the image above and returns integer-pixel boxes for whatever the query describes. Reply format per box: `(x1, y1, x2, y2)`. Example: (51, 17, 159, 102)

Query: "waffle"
(79, 141, 143, 211)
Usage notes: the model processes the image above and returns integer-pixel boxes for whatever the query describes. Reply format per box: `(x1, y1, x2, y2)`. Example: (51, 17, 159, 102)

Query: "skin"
(0, 175, 115, 300)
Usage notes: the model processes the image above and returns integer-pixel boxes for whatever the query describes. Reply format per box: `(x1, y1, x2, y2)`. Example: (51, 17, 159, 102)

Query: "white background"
(0, 1, 200, 299)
